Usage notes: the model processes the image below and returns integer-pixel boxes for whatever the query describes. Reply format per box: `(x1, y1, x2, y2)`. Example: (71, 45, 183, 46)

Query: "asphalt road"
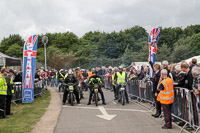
(54, 87, 184, 133)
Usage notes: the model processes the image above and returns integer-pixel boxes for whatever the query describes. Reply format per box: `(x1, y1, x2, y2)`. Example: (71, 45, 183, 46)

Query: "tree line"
(0, 25, 200, 69)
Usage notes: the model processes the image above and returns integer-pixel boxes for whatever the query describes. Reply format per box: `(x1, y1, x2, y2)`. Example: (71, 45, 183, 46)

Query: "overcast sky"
(0, 0, 200, 41)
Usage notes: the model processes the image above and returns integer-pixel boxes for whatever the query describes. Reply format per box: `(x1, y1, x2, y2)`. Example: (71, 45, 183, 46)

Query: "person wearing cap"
(5, 69, 15, 116)
(114, 66, 129, 103)
(63, 70, 80, 105)
(0, 68, 8, 119)
(87, 69, 106, 105)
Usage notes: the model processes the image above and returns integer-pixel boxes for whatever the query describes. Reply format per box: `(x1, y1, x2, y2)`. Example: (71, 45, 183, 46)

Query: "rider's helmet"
(118, 65, 123, 70)
(60, 69, 64, 73)
(68, 70, 73, 75)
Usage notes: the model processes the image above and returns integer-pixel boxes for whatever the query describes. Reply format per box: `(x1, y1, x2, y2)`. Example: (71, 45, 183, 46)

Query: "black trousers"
(191, 92, 199, 126)
(0, 95, 6, 117)
(88, 87, 105, 103)
(113, 85, 117, 98)
(162, 104, 172, 128)
(154, 94, 161, 114)
(6, 95, 12, 115)
(63, 89, 80, 103)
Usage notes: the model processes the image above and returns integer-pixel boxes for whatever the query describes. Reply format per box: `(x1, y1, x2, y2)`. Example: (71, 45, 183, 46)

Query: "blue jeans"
(55, 78, 58, 87)
(173, 95, 178, 120)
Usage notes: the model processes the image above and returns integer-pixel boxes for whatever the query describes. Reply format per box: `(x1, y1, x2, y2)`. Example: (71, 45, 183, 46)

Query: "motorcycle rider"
(63, 70, 80, 105)
(114, 66, 129, 103)
(87, 69, 106, 105)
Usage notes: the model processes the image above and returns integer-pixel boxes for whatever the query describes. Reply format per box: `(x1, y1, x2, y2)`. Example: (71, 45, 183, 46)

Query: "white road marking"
(112, 102, 117, 105)
(96, 106, 116, 121)
(62, 105, 151, 113)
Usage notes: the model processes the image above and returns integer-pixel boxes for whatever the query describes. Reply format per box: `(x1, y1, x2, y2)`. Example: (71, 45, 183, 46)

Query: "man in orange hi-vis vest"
(87, 69, 93, 82)
(157, 69, 174, 129)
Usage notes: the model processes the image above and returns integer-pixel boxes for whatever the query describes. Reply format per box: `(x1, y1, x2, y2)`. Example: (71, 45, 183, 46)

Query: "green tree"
(0, 34, 24, 53)
(156, 43, 171, 61)
(170, 44, 191, 62)
(5, 43, 23, 58)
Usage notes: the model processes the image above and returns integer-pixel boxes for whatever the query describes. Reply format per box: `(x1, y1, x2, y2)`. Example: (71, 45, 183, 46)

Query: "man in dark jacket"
(5, 69, 15, 115)
(149, 61, 161, 118)
(87, 69, 106, 105)
(178, 61, 195, 126)
(63, 70, 79, 105)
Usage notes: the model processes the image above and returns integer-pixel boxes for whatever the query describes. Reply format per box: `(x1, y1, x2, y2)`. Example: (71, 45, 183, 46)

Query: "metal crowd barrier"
(127, 80, 154, 105)
(126, 79, 200, 133)
(12, 81, 45, 105)
(174, 87, 200, 133)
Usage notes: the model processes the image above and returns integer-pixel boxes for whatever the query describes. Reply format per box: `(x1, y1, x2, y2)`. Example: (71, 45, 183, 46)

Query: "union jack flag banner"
(149, 28, 160, 78)
(22, 35, 38, 103)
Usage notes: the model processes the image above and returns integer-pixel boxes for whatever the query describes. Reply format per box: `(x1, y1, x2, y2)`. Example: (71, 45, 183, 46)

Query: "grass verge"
(0, 90, 51, 133)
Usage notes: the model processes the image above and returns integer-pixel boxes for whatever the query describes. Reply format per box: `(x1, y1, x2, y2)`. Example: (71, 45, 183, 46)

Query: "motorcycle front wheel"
(70, 93, 74, 106)
(95, 92, 98, 106)
(121, 90, 125, 106)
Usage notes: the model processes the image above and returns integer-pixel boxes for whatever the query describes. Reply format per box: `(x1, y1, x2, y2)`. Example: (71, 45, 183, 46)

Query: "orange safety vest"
(157, 78, 174, 104)
(87, 71, 93, 81)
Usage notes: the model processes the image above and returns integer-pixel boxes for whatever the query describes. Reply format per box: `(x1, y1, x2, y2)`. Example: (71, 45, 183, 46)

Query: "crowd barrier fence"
(12, 81, 45, 105)
(104, 77, 200, 133)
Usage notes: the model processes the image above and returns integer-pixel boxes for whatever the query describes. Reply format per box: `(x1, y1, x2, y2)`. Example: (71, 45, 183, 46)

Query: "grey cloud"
(0, 0, 200, 41)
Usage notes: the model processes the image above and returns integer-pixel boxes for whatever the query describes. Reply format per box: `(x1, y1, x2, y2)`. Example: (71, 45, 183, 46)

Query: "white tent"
(179, 55, 200, 64)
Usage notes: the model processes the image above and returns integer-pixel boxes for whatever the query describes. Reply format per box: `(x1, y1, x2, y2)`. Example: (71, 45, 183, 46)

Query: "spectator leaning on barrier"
(157, 69, 174, 129)
(5, 69, 15, 116)
(129, 67, 137, 80)
(192, 66, 200, 110)
(137, 68, 144, 80)
(192, 66, 200, 95)
(181, 61, 193, 90)
(0, 68, 8, 119)
(34, 70, 41, 82)
(174, 65, 185, 87)
(179, 61, 199, 126)
(191, 66, 200, 126)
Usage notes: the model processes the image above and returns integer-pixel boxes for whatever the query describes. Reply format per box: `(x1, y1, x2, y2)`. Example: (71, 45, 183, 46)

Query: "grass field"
(0, 90, 51, 133)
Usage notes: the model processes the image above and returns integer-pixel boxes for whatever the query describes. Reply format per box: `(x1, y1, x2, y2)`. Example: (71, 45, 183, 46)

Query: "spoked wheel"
(95, 93, 98, 106)
(121, 90, 125, 106)
(70, 93, 74, 106)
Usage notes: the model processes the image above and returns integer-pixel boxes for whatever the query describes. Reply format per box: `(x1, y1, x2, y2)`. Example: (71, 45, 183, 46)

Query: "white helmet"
(119, 66, 123, 69)
(68, 70, 73, 75)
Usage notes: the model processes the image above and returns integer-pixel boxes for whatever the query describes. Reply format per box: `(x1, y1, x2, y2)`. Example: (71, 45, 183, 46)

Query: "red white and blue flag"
(149, 28, 160, 78)
(22, 35, 38, 103)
